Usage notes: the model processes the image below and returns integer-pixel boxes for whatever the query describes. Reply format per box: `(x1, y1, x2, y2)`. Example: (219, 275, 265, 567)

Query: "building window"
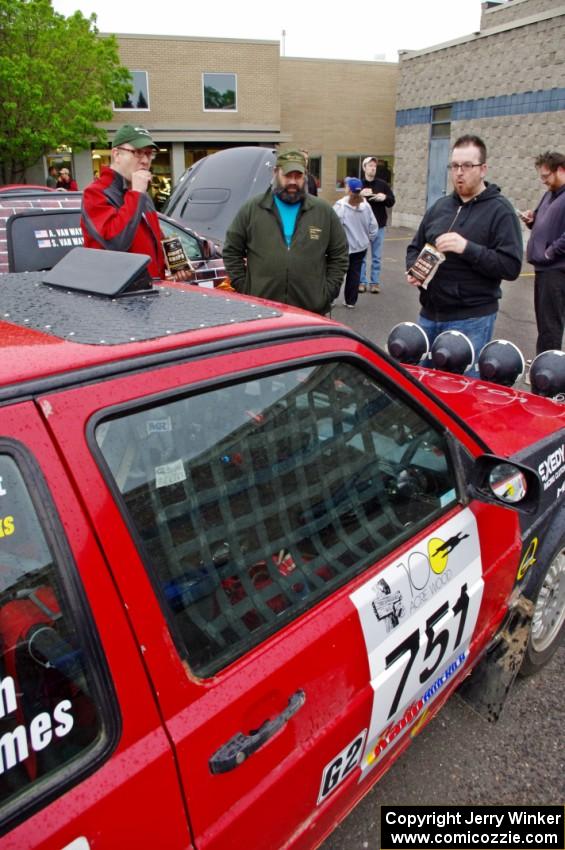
(431, 104, 452, 139)
(309, 155, 322, 190)
(114, 71, 150, 111)
(202, 73, 237, 112)
(336, 155, 394, 189)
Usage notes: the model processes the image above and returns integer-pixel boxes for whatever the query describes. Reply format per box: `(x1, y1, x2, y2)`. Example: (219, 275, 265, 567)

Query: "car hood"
(406, 367, 565, 457)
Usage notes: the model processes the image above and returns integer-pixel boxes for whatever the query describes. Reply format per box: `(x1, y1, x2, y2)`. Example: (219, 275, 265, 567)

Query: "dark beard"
(273, 184, 306, 204)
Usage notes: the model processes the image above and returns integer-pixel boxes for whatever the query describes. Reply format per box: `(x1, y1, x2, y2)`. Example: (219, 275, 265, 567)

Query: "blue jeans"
(360, 227, 385, 286)
(418, 313, 497, 377)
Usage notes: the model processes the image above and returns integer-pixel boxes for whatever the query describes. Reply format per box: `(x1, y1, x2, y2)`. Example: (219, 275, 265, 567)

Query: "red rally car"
(0, 256, 563, 850)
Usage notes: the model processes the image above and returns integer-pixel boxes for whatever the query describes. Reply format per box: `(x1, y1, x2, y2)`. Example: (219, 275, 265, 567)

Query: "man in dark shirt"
(300, 149, 318, 196)
(359, 156, 395, 293)
(405, 135, 522, 376)
(521, 151, 565, 353)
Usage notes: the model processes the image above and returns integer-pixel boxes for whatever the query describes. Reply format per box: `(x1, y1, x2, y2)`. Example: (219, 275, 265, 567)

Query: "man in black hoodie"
(406, 135, 522, 374)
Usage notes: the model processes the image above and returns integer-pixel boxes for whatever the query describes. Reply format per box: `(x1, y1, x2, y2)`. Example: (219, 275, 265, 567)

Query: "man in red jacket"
(81, 124, 190, 280)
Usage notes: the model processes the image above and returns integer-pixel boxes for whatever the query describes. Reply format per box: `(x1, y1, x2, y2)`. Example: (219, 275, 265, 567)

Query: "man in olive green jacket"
(223, 150, 348, 315)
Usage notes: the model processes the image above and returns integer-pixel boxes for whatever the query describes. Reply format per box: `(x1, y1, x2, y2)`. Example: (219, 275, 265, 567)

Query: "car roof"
(0, 184, 56, 195)
(0, 268, 333, 397)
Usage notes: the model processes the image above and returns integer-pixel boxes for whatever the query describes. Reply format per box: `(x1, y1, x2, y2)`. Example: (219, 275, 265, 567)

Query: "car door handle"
(209, 689, 306, 774)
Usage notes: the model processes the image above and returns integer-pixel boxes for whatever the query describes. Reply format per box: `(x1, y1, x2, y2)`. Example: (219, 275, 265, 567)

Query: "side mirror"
(468, 455, 540, 513)
(202, 239, 221, 260)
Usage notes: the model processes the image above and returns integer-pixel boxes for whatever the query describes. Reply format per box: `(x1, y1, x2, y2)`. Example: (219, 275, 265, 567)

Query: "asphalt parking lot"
(321, 227, 564, 850)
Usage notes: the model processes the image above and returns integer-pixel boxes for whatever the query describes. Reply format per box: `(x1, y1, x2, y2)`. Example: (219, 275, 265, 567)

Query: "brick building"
(393, 0, 565, 227)
(33, 35, 398, 203)
(28, 0, 565, 216)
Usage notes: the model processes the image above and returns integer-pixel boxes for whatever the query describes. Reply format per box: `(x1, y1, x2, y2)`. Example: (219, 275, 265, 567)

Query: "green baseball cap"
(112, 124, 158, 149)
(276, 149, 306, 175)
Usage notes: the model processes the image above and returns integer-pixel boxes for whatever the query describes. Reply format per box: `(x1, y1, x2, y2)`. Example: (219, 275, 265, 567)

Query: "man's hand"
(405, 272, 421, 287)
(131, 168, 153, 193)
(373, 192, 386, 202)
(519, 209, 535, 226)
(435, 232, 468, 254)
(172, 269, 194, 282)
(360, 188, 373, 197)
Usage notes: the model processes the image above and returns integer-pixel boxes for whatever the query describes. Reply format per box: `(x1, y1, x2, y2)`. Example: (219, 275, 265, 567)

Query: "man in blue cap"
(333, 177, 379, 308)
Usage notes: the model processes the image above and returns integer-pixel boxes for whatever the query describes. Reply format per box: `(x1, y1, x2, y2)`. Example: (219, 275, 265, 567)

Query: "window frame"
(113, 70, 151, 112)
(202, 72, 238, 113)
(88, 352, 464, 680)
(431, 103, 452, 140)
(0, 438, 120, 833)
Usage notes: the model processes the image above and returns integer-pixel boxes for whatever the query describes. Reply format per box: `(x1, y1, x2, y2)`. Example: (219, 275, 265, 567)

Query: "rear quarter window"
(0, 452, 106, 825)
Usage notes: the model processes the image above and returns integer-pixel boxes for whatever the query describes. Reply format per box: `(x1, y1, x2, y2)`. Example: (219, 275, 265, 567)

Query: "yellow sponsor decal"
(517, 537, 538, 581)
(427, 531, 469, 575)
(428, 537, 450, 575)
(0, 515, 14, 537)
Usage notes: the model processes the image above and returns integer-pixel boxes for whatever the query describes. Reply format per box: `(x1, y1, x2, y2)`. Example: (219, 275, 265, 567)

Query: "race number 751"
(384, 582, 470, 719)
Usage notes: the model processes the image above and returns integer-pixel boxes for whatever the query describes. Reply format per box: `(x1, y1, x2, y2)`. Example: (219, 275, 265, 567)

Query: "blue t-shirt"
(274, 195, 301, 247)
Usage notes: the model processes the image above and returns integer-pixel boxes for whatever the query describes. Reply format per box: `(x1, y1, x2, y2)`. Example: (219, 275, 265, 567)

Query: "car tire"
(520, 527, 565, 677)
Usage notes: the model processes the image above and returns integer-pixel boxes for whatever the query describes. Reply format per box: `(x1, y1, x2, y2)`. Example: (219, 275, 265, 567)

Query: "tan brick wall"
(280, 58, 399, 202)
(114, 35, 281, 132)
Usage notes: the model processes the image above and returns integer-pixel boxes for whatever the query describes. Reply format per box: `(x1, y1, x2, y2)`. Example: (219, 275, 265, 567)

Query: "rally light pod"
(529, 350, 565, 398)
(387, 322, 429, 365)
(478, 339, 525, 387)
(430, 330, 475, 374)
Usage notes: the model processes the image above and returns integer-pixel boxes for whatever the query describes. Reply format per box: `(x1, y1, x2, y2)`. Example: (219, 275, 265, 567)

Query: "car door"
(40, 334, 521, 850)
(0, 402, 191, 850)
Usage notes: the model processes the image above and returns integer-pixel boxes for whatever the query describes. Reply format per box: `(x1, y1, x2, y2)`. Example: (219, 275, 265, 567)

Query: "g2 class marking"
(317, 730, 367, 804)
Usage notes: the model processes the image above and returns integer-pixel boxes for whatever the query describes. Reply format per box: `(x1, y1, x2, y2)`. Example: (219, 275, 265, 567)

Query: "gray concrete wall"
(393, 6, 565, 227)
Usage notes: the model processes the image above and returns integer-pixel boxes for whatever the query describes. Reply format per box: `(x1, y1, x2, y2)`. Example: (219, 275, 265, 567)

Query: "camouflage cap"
(276, 149, 306, 175)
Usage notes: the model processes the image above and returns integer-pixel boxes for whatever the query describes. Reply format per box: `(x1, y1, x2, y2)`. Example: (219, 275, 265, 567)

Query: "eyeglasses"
(539, 171, 553, 181)
(116, 146, 158, 161)
(447, 162, 484, 173)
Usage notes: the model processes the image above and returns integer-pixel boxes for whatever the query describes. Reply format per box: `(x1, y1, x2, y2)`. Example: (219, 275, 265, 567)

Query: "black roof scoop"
(43, 247, 154, 297)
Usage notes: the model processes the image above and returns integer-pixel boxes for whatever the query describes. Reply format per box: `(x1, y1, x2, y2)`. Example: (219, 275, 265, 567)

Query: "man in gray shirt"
(333, 178, 378, 308)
